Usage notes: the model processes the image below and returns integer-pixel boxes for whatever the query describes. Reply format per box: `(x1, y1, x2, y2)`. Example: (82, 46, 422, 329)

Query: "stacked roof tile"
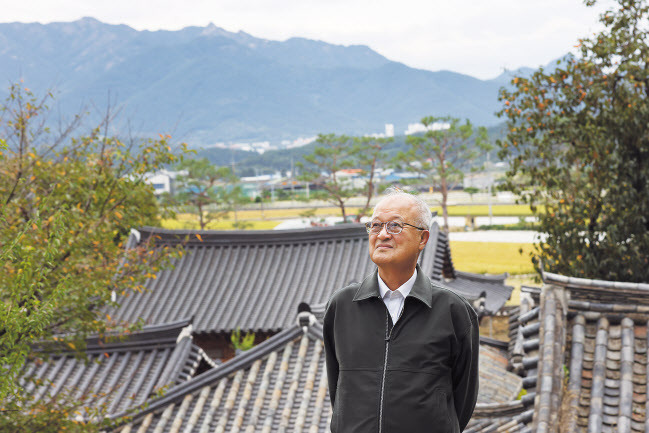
(110, 223, 512, 336)
(113, 308, 530, 433)
(533, 271, 649, 433)
(477, 345, 523, 404)
(22, 319, 214, 418)
(113, 318, 330, 432)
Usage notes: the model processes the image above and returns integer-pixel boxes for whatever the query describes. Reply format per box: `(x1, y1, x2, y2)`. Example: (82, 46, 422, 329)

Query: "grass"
(449, 241, 536, 275)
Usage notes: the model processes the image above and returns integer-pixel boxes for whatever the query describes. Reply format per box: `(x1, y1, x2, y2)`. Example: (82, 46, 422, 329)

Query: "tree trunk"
(359, 158, 376, 221)
(441, 178, 449, 232)
(198, 204, 206, 230)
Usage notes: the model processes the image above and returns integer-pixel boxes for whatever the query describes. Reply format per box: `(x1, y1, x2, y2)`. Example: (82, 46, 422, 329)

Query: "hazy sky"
(2, 0, 612, 79)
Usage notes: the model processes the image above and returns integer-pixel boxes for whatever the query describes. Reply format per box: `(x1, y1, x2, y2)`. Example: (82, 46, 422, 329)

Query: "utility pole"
(290, 156, 295, 206)
(487, 152, 493, 226)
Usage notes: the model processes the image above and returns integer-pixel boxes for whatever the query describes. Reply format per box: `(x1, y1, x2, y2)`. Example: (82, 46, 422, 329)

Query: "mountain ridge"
(0, 18, 551, 145)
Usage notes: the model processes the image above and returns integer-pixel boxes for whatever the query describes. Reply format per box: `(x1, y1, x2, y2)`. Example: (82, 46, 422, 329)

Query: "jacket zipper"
(378, 301, 404, 433)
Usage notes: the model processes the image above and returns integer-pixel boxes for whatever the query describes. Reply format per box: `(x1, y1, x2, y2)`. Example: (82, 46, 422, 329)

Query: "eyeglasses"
(365, 220, 426, 235)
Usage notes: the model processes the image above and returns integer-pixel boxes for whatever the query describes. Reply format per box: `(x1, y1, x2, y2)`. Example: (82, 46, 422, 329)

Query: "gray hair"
(373, 187, 433, 230)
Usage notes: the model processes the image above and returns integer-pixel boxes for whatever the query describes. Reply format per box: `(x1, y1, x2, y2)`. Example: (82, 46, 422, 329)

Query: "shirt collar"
(378, 268, 417, 299)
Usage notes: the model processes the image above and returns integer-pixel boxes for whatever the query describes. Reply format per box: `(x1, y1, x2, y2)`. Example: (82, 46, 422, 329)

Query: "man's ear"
(418, 230, 430, 251)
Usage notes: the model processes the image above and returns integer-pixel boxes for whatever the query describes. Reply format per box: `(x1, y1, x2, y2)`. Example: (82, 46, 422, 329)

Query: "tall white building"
(385, 124, 394, 137)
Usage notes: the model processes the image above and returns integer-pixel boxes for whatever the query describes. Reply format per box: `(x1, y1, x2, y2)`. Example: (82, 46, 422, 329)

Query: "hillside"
(0, 18, 536, 145)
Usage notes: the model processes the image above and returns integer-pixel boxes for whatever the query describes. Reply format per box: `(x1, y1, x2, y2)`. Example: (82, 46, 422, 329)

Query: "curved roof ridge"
(455, 270, 508, 282)
(138, 223, 368, 245)
(542, 270, 649, 291)
(109, 323, 307, 422)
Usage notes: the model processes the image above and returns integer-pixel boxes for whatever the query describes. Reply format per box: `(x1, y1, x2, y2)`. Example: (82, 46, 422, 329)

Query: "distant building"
(143, 169, 182, 196)
(385, 123, 394, 137)
(405, 121, 451, 135)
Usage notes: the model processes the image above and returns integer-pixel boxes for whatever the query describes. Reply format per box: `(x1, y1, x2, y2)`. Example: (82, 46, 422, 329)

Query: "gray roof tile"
(23, 319, 213, 418)
(111, 223, 513, 334)
(115, 311, 525, 433)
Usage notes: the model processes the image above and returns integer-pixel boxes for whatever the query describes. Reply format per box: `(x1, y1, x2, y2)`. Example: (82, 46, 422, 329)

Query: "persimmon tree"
(0, 84, 184, 431)
(397, 116, 490, 231)
(497, 0, 649, 281)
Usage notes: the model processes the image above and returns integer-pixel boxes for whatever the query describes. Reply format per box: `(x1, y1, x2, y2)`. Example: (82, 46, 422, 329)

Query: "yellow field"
(449, 241, 538, 307)
(449, 241, 536, 275)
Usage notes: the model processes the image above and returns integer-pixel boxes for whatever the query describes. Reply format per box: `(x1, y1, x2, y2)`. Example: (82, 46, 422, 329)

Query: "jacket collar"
(353, 264, 433, 308)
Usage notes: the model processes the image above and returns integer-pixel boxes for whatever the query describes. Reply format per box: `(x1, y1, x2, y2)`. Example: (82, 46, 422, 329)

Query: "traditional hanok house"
(20, 319, 215, 420)
(532, 271, 649, 433)
(111, 307, 526, 433)
(109, 223, 513, 360)
(465, 270, 649, 433)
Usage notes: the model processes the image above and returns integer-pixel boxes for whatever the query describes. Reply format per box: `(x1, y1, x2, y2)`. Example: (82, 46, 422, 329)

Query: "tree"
(171, 157, 242, 230)
(497, 0, 649, 282)
(354, 136, 392, 220)
(0, 84, 183, 430)
(397, 116, 490, 231)
(298, 134, 393, 222)
(297, 134, 358, 221)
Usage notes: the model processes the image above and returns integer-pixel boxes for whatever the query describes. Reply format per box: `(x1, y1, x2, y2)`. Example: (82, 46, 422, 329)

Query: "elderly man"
(323, 189, 479, 433)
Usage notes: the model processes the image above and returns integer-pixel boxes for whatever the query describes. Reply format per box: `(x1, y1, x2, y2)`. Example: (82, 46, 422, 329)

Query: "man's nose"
(377, 224, 392, 238)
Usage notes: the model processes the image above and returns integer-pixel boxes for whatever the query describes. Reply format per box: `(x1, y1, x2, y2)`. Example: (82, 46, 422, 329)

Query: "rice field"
(449, 241, 536, 275)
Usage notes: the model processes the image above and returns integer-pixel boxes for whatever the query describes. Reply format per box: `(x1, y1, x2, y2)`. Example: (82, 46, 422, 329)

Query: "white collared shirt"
(378, 268, 417, 325)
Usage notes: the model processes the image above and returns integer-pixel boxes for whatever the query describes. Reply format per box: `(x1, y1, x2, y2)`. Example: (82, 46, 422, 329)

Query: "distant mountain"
(0, 18, 551, 145)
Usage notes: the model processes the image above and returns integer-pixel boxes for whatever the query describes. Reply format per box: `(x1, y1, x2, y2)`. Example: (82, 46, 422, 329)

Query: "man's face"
(368, 196, 429, 270)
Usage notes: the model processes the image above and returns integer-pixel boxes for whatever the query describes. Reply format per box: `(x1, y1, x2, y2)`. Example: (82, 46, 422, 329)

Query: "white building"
(143, 169, 183, 196)
(404, 121, 450, 135)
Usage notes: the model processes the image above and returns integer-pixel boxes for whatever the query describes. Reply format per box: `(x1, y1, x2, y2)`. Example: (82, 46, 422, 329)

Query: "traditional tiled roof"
(507, 287, 541, 394)
(113, 308, 527, 433)
(531, 271, 649, 433)
(22, 319, 214, 418)
(442, 270, 513, 315)
(112, 315, 331, 432)
(477, 345, 523, 404)
(111, 223, 512, 335)
(465, 408, 534, 433)
(111, 225, 376, 334)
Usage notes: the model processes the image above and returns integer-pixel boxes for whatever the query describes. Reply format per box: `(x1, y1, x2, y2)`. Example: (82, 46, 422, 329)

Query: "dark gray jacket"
(323, 265, 479, 433)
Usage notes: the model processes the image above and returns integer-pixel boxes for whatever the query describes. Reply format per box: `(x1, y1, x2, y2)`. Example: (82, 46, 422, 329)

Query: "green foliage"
(297, 134, 391, 221)
(516, 388, 528, 400)
(230, 328, 255, 352)
(353, 136, 392, 219)
(170, 157, 245, 230)
(0, 84, 184, 429)
(297, 134, 357, 220)
(497, 0, 649, 281)
(397, 116, 491, 231)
